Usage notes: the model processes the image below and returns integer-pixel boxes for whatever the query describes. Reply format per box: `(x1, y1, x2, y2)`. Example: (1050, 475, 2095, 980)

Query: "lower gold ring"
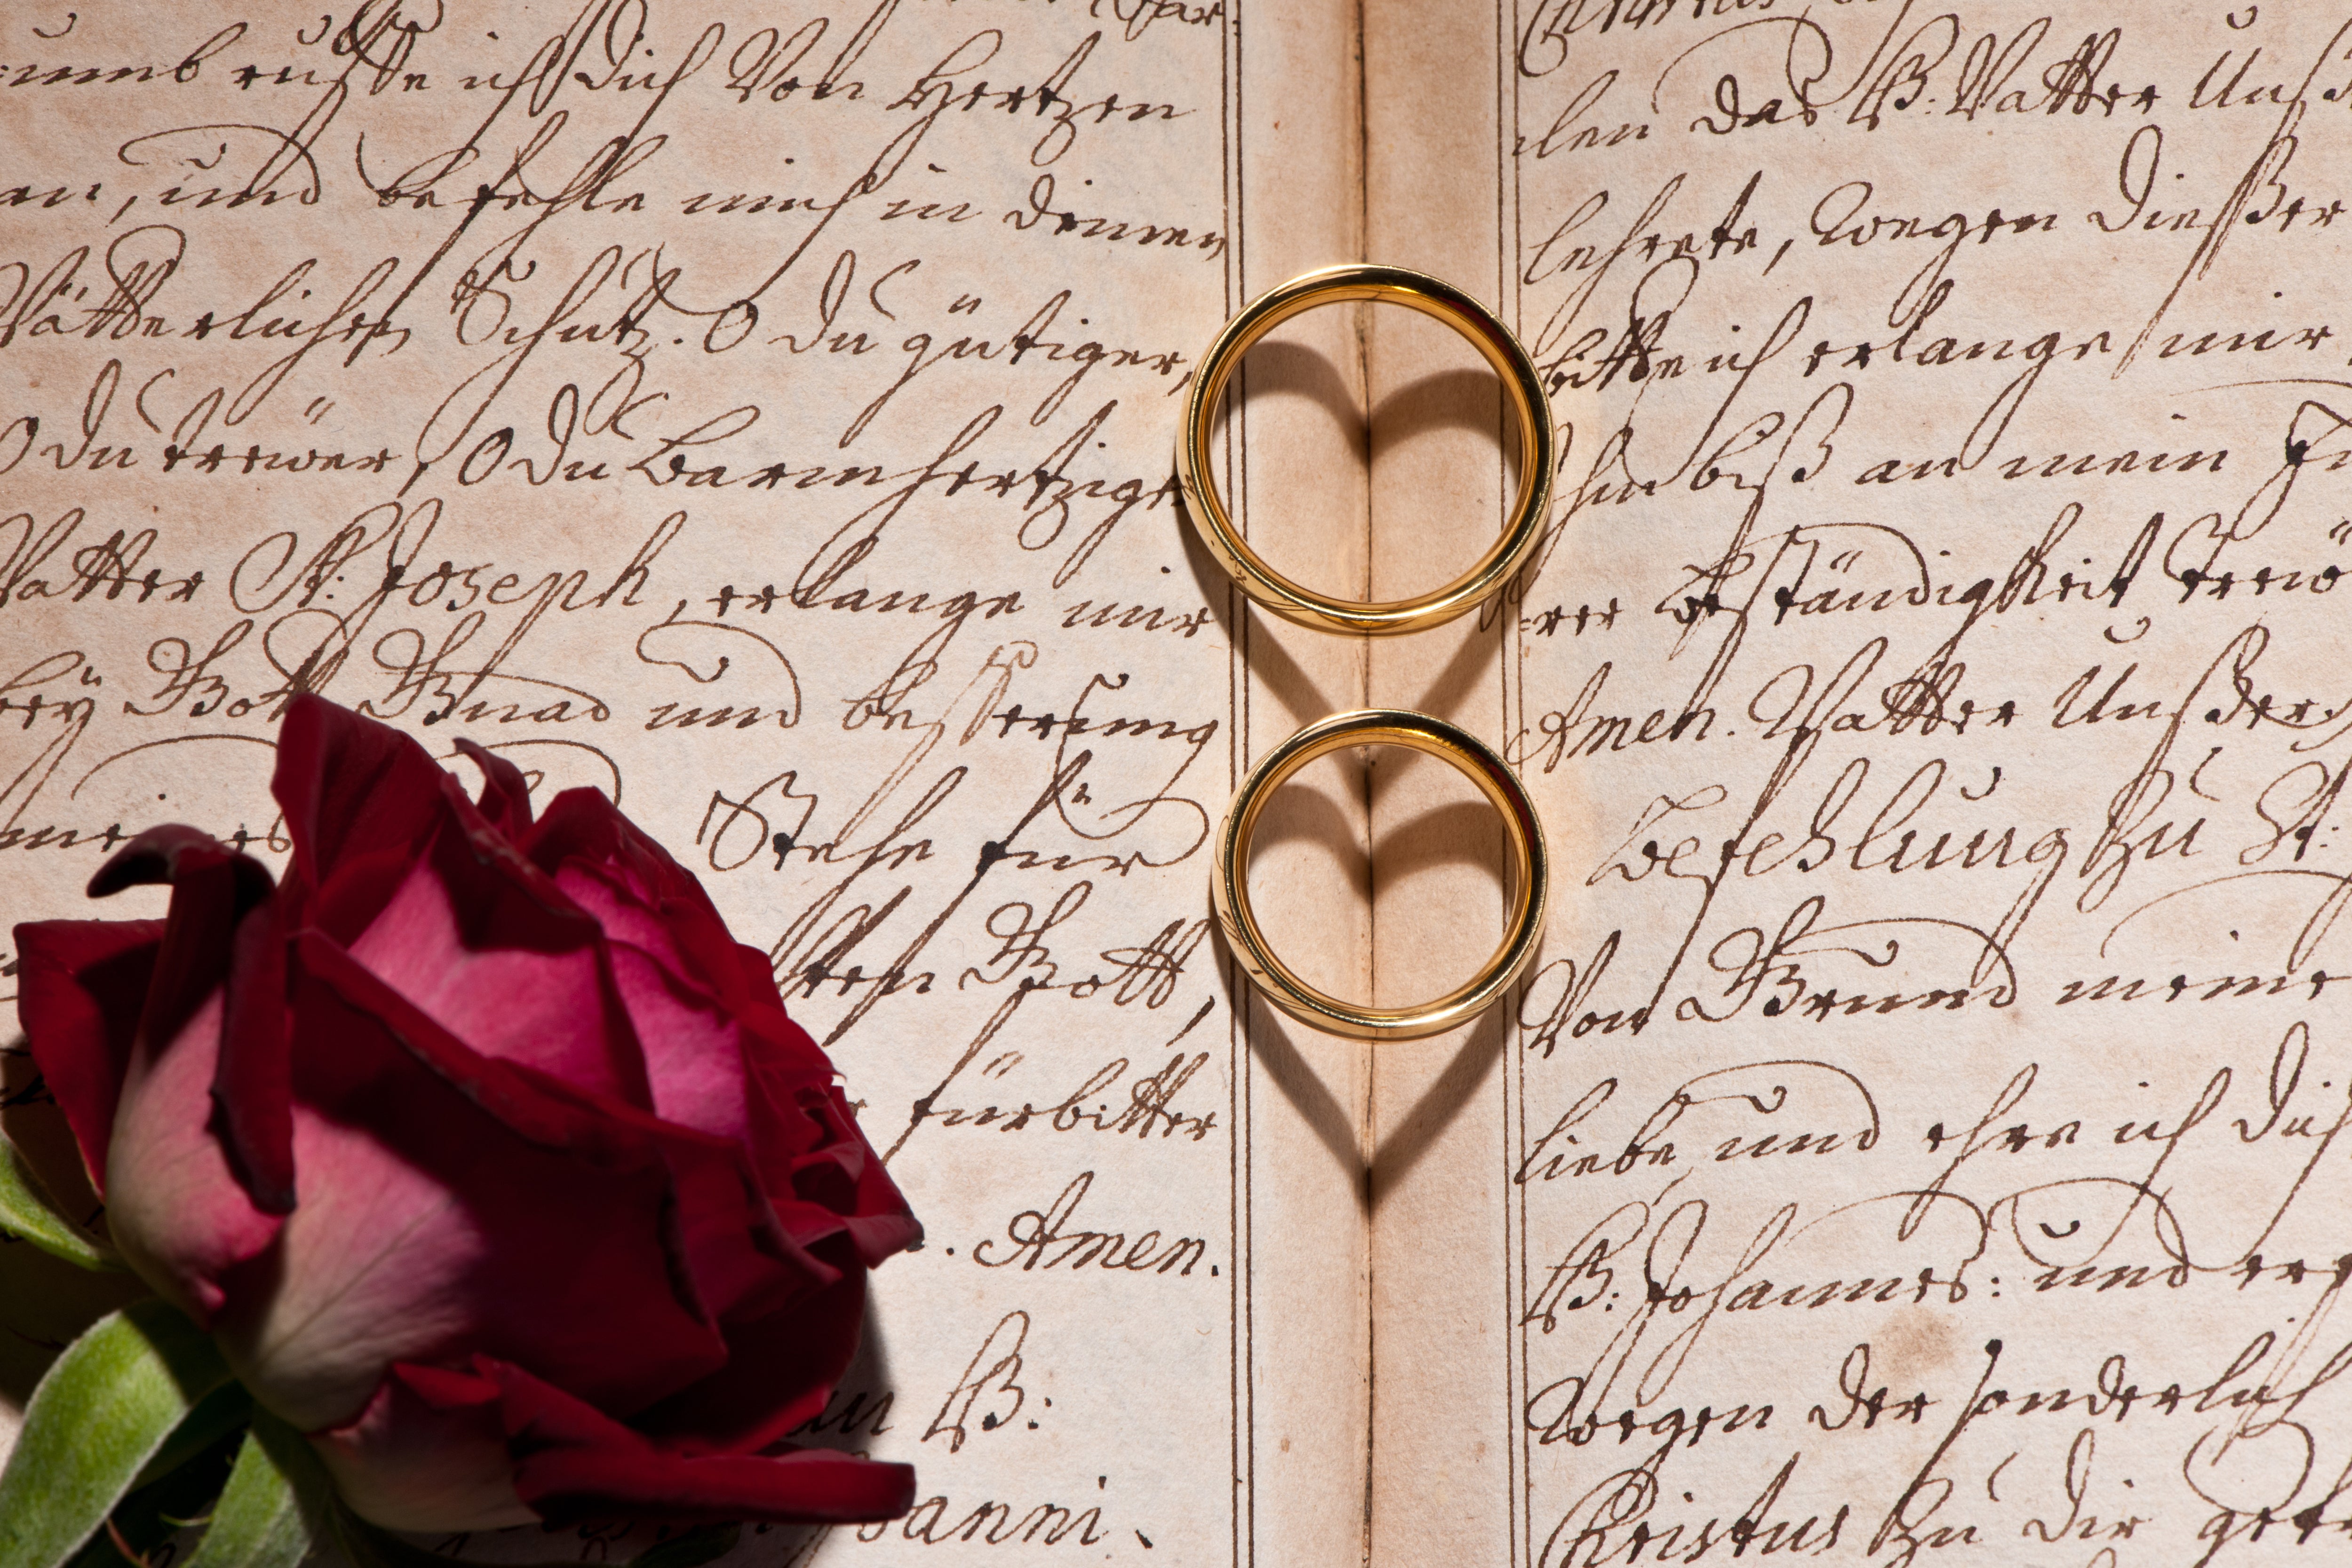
(1176, 264, 1554, 638)
(1213, 708, 1548, 1041)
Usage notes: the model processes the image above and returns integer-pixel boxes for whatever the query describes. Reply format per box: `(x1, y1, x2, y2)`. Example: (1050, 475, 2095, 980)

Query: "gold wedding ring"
(1176, 263, 1554, 637)
(1214, 709, 1548, 1041)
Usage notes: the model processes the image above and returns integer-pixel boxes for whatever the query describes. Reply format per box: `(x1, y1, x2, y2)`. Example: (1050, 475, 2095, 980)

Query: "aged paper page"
(1359, 0, 1523, 1560)
(1368, 3, 2352, 1564)
(0, 3, 1373, 1563)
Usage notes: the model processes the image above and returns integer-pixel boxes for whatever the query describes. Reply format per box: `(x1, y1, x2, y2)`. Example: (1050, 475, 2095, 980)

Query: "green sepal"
(0, 1134, 121, 1273)
(183, 1413, 327, 1568)
(0, 1299, 237, 1568)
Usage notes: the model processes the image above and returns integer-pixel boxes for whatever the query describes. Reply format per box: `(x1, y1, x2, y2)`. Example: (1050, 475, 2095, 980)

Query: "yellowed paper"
(19, 2, 2352, 1564)
(0, 2, 1369, 1562)
(1367, 4, 2352, 1564)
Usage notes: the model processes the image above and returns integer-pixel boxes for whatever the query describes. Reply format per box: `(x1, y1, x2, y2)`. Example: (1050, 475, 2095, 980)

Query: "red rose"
(12, 696, 919, 1531)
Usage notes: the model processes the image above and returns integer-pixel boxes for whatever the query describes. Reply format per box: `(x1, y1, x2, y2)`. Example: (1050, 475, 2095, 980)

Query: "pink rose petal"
(12, 919, 161, 1194)
(350, 850, 637, 1103)
(104, 989, 283, 1326)
(311, 1364, 535, 1532)
(469, 1354, 915, 1526)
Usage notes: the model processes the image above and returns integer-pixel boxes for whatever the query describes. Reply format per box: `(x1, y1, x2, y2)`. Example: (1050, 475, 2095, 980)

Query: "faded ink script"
(1501, 4, 2352, 1565)
(0, 1, 1248, 1560)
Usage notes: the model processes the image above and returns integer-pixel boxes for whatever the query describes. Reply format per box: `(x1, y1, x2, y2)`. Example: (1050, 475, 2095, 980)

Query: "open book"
(8, 0, 2352, 1560)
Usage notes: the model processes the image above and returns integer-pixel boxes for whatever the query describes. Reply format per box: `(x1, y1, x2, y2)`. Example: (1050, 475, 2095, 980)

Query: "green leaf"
(0, 1135, 121, 1273)
(246, 1408, 341, 1517)
(183, 1417, 323, 1568)
(0, 1299, 236, 1568)
(132, 1381, 252, 1491)
(66, 1423, 246, 1568)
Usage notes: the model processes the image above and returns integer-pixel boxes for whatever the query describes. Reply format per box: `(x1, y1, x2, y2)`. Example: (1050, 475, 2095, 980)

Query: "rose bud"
(12, 695, 920, 1531)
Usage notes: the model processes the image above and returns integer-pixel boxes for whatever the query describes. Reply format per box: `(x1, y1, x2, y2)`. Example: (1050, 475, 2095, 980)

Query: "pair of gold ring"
(1179, 264, 1553, 1041)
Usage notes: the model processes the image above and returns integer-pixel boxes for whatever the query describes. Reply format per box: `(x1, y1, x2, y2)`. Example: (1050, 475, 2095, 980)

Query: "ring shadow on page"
(1219, 776, 1520, 1196)
(1181, 340, 1528, 667)
(1182, 316, 1532, 1178)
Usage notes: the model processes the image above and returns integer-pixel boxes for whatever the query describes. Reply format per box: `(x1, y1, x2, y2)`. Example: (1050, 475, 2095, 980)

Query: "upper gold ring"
(1214, 708, 1548, 1041)
(1176, 264, 1554, 637)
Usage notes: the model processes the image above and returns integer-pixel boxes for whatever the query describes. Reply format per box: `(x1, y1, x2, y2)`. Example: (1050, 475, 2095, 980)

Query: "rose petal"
(730, 941, 790, 1010)
(750, 1080, 922, 1269)
(211, 973, 480, 1427)
(218, 899, 295, 1214)
(12, 919, 161, 1194)
(222, 953, 713, 1426)
(105, 989, 283, 1325)
(555, 860, 839, 1156)
(659, 1137, 834, 1326)
(819, 1109, 924, 1270)
(314, 924, 842, 1335)
(310, 1363, 535, 1532)
(628, 1266, 864, 1455)
(516, 786, 630, 879)
(222, 938, 816, 1430)
(566, 896, 749, 1143)
(427, 776, 604, 955)
(548, 873, 919, 1270)
(235, 700, 924, 1504)
(531, 797, 918, 1263)
(305, 847, 420, 949)
(272, 695, 450, 905)
(453, 738, 534, 837)
(525, 792, 749, 1007)
(296, 932, 659, 1163)
(85, 823, 272, 905)
(79, 826, 292, 1214)
(87, 825, 273, 1073)
(465, 1354, 915, 1525)
(349, 845, 638, 1104)
(335, 854, 860, 1323)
